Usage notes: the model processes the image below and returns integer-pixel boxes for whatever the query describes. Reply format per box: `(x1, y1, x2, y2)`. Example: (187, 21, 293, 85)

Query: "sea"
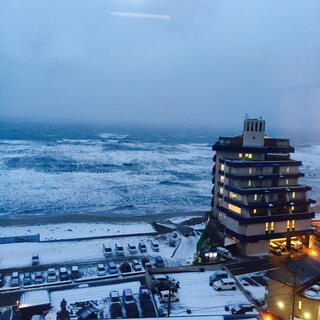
(0, 120, 319, 219)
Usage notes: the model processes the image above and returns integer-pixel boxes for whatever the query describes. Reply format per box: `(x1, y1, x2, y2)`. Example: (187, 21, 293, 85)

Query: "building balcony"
(225, 172, 304, 180)
(220, 159, 302, 168)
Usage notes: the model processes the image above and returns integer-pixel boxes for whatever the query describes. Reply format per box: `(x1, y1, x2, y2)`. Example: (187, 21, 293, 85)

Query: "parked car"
(270, 242, 282, 256)
(159, 290, 179, 303)
(132, 260, 142, 272)
(108, 262, 119, 275)
(217, 246, 233, 259)
(47, 268, 57, 283)
(213, 278, 236, 291)
(10, 272, 20, 287)
(103, 244, 112, 258)
(109, 291, 123, 319)
(23, 272, 32, 286)
(120, 262, 132, 273)
(209, 270, 228, 286)
(35, 271, 43, 284)
(128, 243, 138, 255)
(115, 243, 125, 256)
(139, 285, 156, 317)
(32, 253, 39, 266)
(139, 241, 147, 253)
(155, 256, 165, 268)
(142, 257, 152, 269)
(0, 273, 4, 287)
(71, 266, 80, 279)
(59, 267, 69, 281)
(151, 240, 160, 252)
(291, 240, 303, 250)
(123, 289, 139, 318)
(97, 264, 106, 276)
(231, 304, 254, 314)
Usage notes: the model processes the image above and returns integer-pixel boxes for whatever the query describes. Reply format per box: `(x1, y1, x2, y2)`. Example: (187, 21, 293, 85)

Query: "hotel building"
(210, 119, 315, 256)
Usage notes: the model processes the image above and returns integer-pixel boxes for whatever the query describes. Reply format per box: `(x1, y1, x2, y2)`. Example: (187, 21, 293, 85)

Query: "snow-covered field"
(0, 222, 155, 241)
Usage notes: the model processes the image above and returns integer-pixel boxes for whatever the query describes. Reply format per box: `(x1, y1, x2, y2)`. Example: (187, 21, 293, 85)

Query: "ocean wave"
(99, 132, 129, 140)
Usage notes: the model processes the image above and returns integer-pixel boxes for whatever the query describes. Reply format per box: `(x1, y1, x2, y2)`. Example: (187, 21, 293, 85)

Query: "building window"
(286, 167, 290, 173)
(287, 220, 290, 231)
(218, 199, 222, 206)
(221, 164, 225, 171)
(292, 220, 295, 230)
(253, 209, 257, 214)
(227, 203, 241, 214)
(298, 300, 302, 311)
(265, 222, 269, 233)
(292, 192, 296, 199)
(220, 176, 224, 183)
(249, 167, 252, 174)
(254, 194, 258, 201)
(286, 179, 289, 185)
(271, 222, 274, 233)
(249, 154, 252, 159)
(248, 180, 252, 187)
(219, 187, 223, 195)
(244, 153, 253, 159)
(238, 153, 243, 158)
(229, 192, 242, 201)
(291, 206, 295, 212)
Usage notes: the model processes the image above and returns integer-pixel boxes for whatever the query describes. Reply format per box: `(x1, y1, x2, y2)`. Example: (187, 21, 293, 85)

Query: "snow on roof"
(19, 290, 50, 308)
(50, 282, 141, 307)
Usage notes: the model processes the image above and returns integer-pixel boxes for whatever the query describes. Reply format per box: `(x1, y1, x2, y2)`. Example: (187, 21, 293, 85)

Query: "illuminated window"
(292, 192, 296, 199)
(298, 300, 302, 310)
(253, 209, 257, 214)
(221, 164, 225, 171)
(287, 220, 290, 230)
(287, 167, 290, 173)
(218, 199, 222, 206)
(229, 192, 242, 201)
(292, 220, 295, 229)
(227, 203, 241, 214)
(249, 167, 252, 174)
(271, 222, 274, 231)
(291, 206, 295, 211)
(248, 180, 252, 187)
(254, 194, 258, 201)
(286, 179, 289, 185)
(245, 153, 249, 158)
(248, 154, 252, 159)
(219, 187, 223, 195)
(239, 153, 243, 158)
(265, 222, 269, 232)
(220, 176, 224, 183)
(277, 301, 284, 309)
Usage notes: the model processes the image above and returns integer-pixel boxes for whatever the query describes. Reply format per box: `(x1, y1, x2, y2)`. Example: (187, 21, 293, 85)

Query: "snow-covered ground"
(0, 222, 155, 241)
(161, 271, 257, 317)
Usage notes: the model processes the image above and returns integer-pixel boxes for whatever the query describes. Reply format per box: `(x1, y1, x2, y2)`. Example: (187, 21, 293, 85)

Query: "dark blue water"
(0, 121, 318, 217)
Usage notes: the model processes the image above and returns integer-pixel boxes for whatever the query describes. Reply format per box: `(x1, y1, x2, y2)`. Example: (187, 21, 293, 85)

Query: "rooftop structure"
(209, 119, 315, 256)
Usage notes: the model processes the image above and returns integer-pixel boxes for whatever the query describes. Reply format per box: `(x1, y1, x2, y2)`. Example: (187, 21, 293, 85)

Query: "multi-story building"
(210, 119, 315, 256)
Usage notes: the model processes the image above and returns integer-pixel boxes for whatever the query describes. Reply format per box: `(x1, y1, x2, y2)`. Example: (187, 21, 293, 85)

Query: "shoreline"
(0, 210, 206, 227)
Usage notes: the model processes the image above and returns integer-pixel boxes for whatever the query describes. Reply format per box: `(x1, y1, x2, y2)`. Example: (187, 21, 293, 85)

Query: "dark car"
(120, 262, 132, 273)
(23, 272, 32, 286)
(231, 304, 254, 314)
(139, 285, 156, 317)
(154, 256, 165, 268)
(0, 273, 4, 287)
(109, 291, 123, 319)
(123, 289, 139, 318)
(142, 257, 152, 269)
(71, 266, 80, 279)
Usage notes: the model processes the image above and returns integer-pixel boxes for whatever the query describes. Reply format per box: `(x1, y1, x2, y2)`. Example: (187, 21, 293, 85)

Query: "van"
(213, 278, 236, 291)
(103, 244, 112, 258)
(270, 242, 282, 255)
(217, 247, 232, 259)
(159, 290, 179, 303)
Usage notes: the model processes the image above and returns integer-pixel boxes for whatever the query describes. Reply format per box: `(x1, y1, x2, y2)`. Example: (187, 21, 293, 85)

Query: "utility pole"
(167, 287, 171, 317)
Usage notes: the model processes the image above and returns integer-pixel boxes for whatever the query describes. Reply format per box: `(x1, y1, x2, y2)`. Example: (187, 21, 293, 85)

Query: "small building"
(208, 118, 315, 256)
(266, 256, 320, 320)
(19, 290, 51, 320)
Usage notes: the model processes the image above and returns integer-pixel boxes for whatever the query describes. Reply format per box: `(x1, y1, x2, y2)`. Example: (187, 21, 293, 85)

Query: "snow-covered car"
(142, 257, 152, 269)
(97, 264, 106, 276)
(154, 256, 165, 268)
(35, 271, 43, 284)
(10, 272, 20, 287)
(213, 278, 236, 291)
(0, 273, 4, 287)
(139, 241, 147, 253)
(151, 240, 160, 252)
(209, 270, 228, 286)
(115, 243, 125, 256)
(159, 290, 179, 303)
(132, 260, 142, 271)
(32, 253, 39, 266)
(23, 272, 32, 286)
(231, 304, 254, 314)
(128, 243, 138, 254)
(71, 266, 80, 279)
(123, 289, 139, 318)
(47, 268, 57, 283)
(107, 262, 119, 275)
(59, 267, 69, 281)
(109, 291, 123, 319)
(103, 244, 112, 258)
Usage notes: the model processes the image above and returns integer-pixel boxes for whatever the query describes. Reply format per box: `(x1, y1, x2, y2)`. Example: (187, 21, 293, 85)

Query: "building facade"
(210, 119, 315, 256)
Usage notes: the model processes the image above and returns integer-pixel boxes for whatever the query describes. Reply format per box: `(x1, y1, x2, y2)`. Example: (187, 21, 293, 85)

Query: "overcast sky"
(0, 0, 319, 131)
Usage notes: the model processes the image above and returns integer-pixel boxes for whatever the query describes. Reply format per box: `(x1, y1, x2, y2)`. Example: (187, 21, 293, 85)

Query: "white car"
(47, 268, 57, 283)
(213, 278, 236, 291)
(128, 243, 138, 254)
(103, 244, 113, 257)
(115, 244, 125, 256)
(132, 260, 142, 271)
(159, 290, 179, 303)
(97, 264, 106, 276)
(151, 240, 160, 252)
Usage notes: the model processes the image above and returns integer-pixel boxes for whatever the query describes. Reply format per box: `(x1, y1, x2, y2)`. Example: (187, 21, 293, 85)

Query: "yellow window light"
(271, 222, 274, 231)
(254, 194, 258, 201)
(286, 179, 289, 185)
(277, 301, 284, 309)
(248, 180, 252, 187)
(292, 192, 296, 199)
(219, 187, 223, 195)
(228, 203, 241, 214)
(239, 153, 243, 158)
(292, 220, 296, 228)
(265, 222, 269, 232)
(304, 312, 311, 320)
(298, 300, 302, 310)
(291, 206, 295, 211)
(220, 175, 224, 183)
(221, 164, 225, 171)
(287, 220, 290, 229)
(253, 209, 257, 214)
(248, 154, 252, 159)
